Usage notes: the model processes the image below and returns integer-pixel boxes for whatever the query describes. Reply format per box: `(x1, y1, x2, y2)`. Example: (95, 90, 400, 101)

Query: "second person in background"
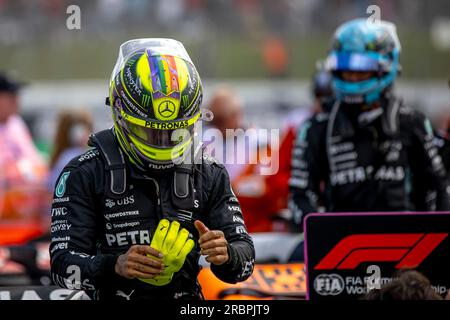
(288, 19, 450, 260)
(48, 110, 93, 190)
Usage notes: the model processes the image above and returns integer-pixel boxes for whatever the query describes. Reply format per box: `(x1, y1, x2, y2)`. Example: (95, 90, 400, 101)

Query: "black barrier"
(0, 286, 75, 300)
(304, 212, 450, 300)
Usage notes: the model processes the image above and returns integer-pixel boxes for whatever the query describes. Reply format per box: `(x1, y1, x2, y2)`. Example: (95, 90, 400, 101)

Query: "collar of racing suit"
(329, 96, 402, 139)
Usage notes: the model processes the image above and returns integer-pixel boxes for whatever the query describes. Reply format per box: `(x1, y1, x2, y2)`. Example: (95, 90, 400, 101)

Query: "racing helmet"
(325, 19, 401, 105)
(108, 39, 203, 170)
(311, 66, 334, 112)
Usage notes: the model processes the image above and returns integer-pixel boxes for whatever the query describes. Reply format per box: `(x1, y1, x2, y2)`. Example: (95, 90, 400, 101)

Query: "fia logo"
(314, 274, 345, 296)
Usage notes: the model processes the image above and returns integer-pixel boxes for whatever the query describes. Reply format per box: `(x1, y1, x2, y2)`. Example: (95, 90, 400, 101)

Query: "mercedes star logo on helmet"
(158, 100, 176, 118)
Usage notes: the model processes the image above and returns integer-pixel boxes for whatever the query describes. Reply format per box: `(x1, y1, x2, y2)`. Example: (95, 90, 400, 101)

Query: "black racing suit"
(426, 131, 450, 210)
(289, 98, 450, 232)
(435, 130, 450, 177)
(50, 129, 255, 300)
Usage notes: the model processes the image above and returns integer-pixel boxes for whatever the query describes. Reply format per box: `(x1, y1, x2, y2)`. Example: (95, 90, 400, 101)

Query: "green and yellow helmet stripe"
(114, 123, 145, 167)
(183, 65, 201, 111)
(119, 63, 148, 113)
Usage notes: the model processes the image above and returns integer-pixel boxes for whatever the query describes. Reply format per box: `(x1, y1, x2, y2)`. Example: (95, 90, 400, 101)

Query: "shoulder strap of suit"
(171, 162, 195, 213)
(170, 144, 204, 212)
(381, 96, 402, 136)
(88, 128, 127, 195)
(174, 163, 192, 199)
(88, 129, 200, 209)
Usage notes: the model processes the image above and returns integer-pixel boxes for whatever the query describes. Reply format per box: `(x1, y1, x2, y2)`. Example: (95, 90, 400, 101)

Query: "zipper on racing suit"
(143, 175, 163, 220)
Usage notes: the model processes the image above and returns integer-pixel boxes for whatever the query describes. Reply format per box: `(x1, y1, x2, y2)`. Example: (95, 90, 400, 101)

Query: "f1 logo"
(314, 233, 448, 270)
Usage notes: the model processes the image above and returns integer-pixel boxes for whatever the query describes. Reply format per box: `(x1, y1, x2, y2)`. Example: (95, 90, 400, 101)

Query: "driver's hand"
(139, 219, 195, 286)
(115, 245, 164, 279)
(195, 220, 230, 266)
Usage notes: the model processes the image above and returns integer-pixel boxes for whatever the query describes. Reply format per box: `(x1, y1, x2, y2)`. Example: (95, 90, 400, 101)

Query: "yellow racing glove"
(139, 219, 195, 286)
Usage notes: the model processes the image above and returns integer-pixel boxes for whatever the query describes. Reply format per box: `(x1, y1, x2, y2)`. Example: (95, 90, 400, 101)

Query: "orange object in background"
(0, 187, 50, 245)
(0, 222, 45, 245)
(232, 128, 298, 232)
(198, 263, 306, 300)
(262, 37, 289, 78)
(232, 143, 290, 233)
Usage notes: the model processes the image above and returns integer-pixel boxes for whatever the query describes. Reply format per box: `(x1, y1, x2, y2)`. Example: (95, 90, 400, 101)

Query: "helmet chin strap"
(342, 83, 394, 126)
(341, 98, 382, 126)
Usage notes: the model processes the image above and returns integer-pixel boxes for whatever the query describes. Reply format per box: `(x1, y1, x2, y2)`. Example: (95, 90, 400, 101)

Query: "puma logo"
(116, 289, 135, 300)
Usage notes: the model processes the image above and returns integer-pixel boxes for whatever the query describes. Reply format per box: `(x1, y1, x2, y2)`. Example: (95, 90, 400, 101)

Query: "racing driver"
(49, 39, 255, 300)
(289, 19, 450, 241)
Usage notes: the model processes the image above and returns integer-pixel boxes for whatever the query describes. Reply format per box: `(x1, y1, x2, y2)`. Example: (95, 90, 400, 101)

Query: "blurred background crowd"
(0, 0, 448, 147)
(0, 0, 449, 288)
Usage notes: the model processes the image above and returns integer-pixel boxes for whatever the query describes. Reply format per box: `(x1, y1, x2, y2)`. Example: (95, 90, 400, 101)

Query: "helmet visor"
(326, 52, 380, 73)
(121, 117, 194, 148)
(111, 38, 193, 84)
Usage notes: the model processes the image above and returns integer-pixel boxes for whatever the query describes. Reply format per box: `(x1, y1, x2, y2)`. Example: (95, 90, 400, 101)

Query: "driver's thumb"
(194, 220, 209, 236)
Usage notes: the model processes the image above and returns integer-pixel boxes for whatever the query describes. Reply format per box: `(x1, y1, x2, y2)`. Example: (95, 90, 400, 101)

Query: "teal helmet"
(325, 19, 401, 105)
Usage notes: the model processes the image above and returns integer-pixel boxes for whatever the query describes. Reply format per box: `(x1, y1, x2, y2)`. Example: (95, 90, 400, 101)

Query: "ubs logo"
(104, 196, 135, 209)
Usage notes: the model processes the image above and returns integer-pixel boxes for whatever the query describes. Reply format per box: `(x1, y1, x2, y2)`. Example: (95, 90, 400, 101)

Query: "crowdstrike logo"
(104, 210, 140, 221)
(314, 233, 448, 270)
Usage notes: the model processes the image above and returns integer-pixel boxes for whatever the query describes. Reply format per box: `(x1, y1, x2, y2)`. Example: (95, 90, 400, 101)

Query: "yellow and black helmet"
(109, 39, 203, 169)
